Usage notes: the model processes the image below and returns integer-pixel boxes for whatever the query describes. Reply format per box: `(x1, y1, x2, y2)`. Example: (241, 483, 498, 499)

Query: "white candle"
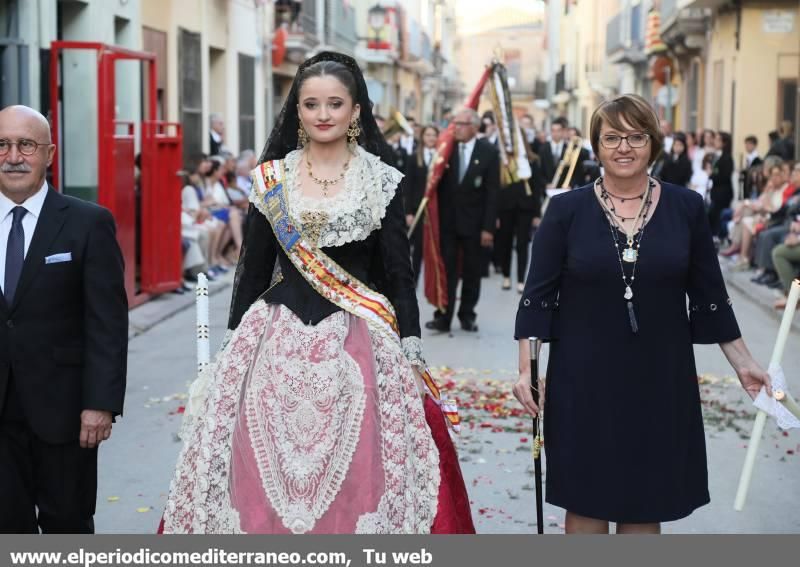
(770, 279, 800, 366)
(196, 273, 210, 377)
(734, 278, 800, 511)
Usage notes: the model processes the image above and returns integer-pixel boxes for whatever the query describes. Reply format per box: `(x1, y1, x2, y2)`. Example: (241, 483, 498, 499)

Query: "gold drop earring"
(347, 118, 361, 146)
(298, 124, 309, 148)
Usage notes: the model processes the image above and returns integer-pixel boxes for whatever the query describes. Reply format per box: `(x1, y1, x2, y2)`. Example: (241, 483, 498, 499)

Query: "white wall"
(57, 0, 142, 198)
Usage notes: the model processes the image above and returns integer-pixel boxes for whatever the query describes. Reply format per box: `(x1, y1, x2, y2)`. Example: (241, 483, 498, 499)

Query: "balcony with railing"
(327, 0, 358, 54)
(606, 3, 646, 66)
(660, 0, 708, 52)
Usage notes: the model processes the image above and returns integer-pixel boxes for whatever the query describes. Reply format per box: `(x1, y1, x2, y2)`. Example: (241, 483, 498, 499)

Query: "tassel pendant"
(627, 301, 639, 334)
(624, 286, 633, 300)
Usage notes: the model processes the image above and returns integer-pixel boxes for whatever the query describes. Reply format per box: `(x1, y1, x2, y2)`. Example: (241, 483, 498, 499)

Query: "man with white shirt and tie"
(0, 105, 127, 533)
(539, 116, 586, 188)
(539, 116, 567, 184)
(425, 108, 498, 333)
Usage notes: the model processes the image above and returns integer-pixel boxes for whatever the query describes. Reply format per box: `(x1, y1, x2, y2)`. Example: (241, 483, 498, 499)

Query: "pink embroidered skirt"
(162, 302, 474, 534)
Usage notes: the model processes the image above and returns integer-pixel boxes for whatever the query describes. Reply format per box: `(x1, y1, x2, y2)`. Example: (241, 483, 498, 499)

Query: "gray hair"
(456, 108, 481, 127)
(209, 113, 224, 126)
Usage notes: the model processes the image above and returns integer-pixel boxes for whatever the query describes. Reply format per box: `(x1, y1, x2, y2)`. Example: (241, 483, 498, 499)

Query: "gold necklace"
(305, 151, 351, 197)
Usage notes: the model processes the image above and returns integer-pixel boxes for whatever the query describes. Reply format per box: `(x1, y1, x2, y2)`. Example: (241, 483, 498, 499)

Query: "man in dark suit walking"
(538, 117, 586, 188)
(0, 105, 128, 533)
(426, 108, 498, 333)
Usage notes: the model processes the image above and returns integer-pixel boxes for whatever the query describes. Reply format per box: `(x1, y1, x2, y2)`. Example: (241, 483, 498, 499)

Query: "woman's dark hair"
(258, 51, 392, 166)
(186, 153, 208, 174)
(672, 132, 687, 152)
(205, 158, 223, 178)
(416, 125, 440, 167)
(717, 131, 732, 154)
(698, 128, 714, 148)
(297, 60, 359, 104)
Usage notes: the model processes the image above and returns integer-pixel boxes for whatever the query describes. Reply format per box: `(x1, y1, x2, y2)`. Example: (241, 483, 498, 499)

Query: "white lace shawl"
(253, 147, 424, 366)
(281, 146, 404, 248)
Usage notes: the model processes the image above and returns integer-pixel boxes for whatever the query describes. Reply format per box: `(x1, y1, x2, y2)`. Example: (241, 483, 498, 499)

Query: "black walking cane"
(529, 338, 544, 534)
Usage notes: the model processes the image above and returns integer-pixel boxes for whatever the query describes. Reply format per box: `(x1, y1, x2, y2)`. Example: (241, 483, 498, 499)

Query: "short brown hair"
(590, 94, 663, 165)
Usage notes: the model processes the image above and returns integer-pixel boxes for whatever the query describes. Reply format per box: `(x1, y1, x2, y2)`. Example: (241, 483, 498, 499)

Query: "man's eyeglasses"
(600, 133, 650, 149)
(452, 121, 474, 127)
(0, 139, 53, 156)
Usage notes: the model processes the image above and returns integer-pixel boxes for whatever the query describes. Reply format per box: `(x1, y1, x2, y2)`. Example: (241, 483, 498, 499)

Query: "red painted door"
(140, 121, 183, 294)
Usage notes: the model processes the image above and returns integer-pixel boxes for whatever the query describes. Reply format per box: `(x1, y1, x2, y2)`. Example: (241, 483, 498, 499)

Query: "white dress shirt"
(458, 137, 477, 183)
(550, 140, 564, 159)
(459, 137, 477, 166)
(400, 134, 415, 156)
(424, 147, 434, 167)
(0, 180, 49, 294)
(745, 150, 761, 168)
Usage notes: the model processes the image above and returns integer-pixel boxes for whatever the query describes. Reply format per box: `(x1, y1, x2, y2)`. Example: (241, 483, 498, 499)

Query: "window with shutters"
(239, 53, 256, 152)
(179, 28, 202, 165)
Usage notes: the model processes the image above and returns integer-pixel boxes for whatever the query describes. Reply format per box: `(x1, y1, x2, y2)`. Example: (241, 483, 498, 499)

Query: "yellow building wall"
(706, 2, 800, 160)
(141, 0, 206, 126)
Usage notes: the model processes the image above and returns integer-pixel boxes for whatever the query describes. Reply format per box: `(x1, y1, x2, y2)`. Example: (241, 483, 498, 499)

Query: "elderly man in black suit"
(0, 105, 128, 533)
(426, 108, 499, 333)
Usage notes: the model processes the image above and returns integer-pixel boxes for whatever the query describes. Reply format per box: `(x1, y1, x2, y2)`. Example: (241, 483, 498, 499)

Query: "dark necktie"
(459, 144, 468, 184)
(4, 206, 27, 304)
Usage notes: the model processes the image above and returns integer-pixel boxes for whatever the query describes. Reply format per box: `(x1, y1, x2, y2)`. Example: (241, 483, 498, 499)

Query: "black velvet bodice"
(228, 182, 421, 339)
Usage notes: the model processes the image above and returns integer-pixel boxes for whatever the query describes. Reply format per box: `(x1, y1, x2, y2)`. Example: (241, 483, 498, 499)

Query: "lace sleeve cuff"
(221, 329, 234, 350)
(402, 336, 426, 367)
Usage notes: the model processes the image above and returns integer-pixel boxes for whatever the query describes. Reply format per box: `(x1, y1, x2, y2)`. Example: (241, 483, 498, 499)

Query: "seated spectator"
(228, 157, 253, 210)
(205, 156, 244, 261)
(181, 158, 231, 274)
(780, 161, 798, 204)
(772, 218, 800, 309)
(659, 132, 693, 187)
(751, 163, 800, 288)
(181, 210, 209, 283)
(721, 163, 786, 269)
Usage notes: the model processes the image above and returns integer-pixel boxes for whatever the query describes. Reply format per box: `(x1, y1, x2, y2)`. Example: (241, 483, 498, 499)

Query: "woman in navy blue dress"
(512, 94, 772, 534)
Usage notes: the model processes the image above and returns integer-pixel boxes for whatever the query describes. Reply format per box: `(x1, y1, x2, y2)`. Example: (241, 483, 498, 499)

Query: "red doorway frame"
(48, 41, 182, 308)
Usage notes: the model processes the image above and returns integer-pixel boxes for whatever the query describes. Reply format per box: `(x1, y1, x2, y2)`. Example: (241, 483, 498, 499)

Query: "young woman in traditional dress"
(161, 51, 474, 534)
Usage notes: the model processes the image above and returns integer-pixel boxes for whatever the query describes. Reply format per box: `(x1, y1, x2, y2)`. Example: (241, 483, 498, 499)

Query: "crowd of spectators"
(175, 115, 258, 293)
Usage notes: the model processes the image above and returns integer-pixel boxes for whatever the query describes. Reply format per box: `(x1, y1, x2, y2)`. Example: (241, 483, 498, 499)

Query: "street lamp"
(368, 3, 387, 49)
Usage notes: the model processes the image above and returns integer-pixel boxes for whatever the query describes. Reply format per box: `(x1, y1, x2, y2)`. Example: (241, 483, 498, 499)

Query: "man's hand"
(481, 230, 494, 248)
(406, 214, 414, 228)
(785, 233, 799, 247)
(80, 410, 113, 449)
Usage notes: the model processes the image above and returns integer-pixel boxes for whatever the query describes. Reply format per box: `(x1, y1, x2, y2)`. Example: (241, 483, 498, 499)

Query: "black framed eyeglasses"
(600, 133, 650, 149)
(0, 138, 53, 156)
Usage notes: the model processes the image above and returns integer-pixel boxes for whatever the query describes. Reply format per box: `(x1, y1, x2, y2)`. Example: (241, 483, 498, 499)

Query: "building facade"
(657, 0, 799, 161)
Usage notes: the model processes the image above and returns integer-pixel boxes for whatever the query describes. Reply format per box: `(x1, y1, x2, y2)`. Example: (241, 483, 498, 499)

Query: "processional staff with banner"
(407, 65, 493, 311)
(409, 60, 531, 311)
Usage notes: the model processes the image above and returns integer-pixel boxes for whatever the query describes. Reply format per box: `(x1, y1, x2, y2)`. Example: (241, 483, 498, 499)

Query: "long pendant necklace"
(595, 176, 655, 333)
(600, 180, 650, 263)
(305, 151, 351, 197)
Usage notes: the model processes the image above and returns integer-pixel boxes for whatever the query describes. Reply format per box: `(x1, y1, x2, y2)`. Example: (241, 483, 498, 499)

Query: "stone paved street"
(95, 268, 800, 533)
